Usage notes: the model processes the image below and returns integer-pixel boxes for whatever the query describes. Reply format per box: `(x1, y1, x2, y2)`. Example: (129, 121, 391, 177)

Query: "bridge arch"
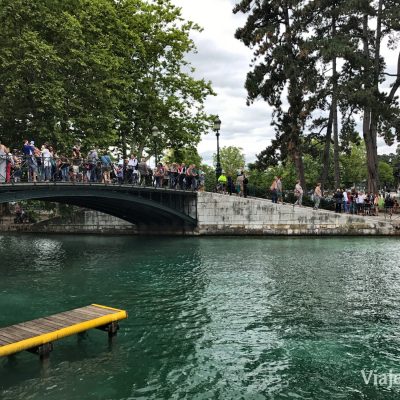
(0, 183, 197, 232)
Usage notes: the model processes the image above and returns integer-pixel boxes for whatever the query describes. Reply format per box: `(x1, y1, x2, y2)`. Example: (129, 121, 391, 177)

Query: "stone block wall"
(196, 192, 398, 236)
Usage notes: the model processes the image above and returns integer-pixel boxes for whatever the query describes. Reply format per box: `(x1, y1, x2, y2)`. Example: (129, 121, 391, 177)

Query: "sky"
(171, 0, 399, 165)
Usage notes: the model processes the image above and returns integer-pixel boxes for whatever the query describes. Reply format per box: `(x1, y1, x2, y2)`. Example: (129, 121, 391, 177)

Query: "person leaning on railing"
(59, 156, 70, 182)
(138, 158, 148, 186)
(11, 150, 22, 183)
(0, 139, 10, 183)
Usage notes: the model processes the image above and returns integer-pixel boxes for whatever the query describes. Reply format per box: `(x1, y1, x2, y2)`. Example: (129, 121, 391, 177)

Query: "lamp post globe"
(213, 116, 222, 181)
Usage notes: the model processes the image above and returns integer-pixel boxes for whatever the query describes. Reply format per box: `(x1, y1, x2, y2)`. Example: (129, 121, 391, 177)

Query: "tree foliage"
(233, 0, 400, 193)
(213, 146, 245, 178)
(0, 0, 214, 155)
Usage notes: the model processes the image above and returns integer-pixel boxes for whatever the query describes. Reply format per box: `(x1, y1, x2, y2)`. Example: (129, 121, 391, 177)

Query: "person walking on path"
(313, 183, 322, 210)
(270, 177, 278, 203)
(276, 176, 283, 204)
(236, 172, 244, 196)
(333, 189, 343, 213)
(218, 171, 227, 194)
(0, 139, 9, 183)
(293, 180, 303, 206)
(243, 173, 249, 198)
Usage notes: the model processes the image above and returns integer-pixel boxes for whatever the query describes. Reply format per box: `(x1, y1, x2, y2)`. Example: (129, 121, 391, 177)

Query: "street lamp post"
(213, 116, 222, 181)
(152, 125, 160, 167)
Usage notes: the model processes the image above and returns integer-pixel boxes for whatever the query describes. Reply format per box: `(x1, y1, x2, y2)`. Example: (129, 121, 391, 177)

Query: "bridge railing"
(0, 155, 204, 191)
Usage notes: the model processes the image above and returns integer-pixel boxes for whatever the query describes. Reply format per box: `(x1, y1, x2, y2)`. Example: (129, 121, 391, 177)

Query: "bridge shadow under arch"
(0, 183, 198, 234)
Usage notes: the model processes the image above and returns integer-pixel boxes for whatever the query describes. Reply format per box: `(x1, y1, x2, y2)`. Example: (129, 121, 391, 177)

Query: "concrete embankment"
(196, 192, 399, 236)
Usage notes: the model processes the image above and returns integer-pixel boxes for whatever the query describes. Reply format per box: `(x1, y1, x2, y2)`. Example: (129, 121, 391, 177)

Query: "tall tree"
(234, 0, 320, 191)
(0, 0, 214, 154)
(114, 0, 214, 159)
(0, 0, 123, 150)
(300, 0, 359, 190)
(341, 0, 400, 193)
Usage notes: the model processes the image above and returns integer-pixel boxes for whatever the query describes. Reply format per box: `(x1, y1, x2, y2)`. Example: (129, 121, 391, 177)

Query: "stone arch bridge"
(0, 183, 397, 235)
(0, 183, 197, 234)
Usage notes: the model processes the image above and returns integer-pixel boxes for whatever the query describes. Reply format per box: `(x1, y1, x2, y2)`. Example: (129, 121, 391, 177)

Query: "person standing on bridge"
(178, 163, 186, 190)
(88, 146, 98, 182)
(138, 158, 148, 186)
(127, 154, 138, 184)
(0, 139, 9, 183)
(41, 144, 53, 182)
(100, 151, 112, 184)
(22, 140, 38, 182)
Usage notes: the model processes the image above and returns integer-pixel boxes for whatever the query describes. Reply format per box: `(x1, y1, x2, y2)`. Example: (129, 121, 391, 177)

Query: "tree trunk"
(361, 1, 384, 193)
(332, 72, 340, 189)
(320, 107, 333, 191)
(364, 116, 379, 193)
(332, 14, 340, 189)
(388, 51, 400, 101)
(293, 149, 306, 193)
(122, 131, 127, 160)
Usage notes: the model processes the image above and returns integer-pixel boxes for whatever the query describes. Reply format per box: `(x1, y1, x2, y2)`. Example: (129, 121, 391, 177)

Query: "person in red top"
(154, 163, 165, 188)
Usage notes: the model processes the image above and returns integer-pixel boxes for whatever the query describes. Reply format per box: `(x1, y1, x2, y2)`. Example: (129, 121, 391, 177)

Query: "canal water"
(1, 235, 400, 399)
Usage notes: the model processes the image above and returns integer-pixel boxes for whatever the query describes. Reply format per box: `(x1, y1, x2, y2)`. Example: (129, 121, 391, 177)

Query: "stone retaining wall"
(196, 192, 398, 235)
(0, 211, 138, 235)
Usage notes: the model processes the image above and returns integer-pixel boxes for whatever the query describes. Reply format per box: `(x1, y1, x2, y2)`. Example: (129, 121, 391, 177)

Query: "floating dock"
(0, 304, 128, 359)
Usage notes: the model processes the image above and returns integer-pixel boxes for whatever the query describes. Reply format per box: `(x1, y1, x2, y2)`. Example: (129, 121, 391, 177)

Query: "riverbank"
(1, 201, 399, 236)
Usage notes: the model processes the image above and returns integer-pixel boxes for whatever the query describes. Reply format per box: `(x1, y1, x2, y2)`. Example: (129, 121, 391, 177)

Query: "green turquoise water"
(1, 235, 400, 399)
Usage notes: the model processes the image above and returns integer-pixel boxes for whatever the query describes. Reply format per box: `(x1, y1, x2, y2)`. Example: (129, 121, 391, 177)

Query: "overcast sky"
(172, 0, 399, 165)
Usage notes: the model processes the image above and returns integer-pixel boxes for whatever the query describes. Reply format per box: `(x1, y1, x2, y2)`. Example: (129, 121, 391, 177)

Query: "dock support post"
(38, 343, 53, 361)
(27, 343, 53, 361)
(107, 322, 119, 338)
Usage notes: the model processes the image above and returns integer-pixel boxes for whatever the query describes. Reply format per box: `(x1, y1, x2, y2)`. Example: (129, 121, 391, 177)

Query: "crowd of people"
(269, 177, 398, 218)
(330, 188, 398, 217)
(0, 139, 206, 191)
(216, 170, 249, 197)
(1, 138, 400, 217)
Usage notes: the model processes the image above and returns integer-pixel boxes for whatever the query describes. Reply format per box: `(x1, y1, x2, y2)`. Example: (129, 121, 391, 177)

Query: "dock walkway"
(0, 304, 127, 358)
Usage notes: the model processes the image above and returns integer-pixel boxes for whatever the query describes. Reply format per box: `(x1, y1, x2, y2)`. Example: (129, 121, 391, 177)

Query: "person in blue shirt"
(100, 152, 112, 183)
(22, 139, 37, 182)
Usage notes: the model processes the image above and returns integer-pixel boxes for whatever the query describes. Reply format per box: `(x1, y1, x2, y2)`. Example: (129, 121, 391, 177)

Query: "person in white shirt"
(342, 190, 348, 213)
(356, 192, 364, 214)
(293, 180, 303, 206)
(41, 144, 52, 182)
(127, 154, 138, 183)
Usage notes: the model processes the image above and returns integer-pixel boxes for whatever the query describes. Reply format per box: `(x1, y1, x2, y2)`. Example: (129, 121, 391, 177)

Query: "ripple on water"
(2, 236, 400, 399)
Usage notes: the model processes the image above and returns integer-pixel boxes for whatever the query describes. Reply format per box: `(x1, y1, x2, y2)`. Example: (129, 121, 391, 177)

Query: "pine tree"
(340, 0, 400, 192)
(234, 0, 320, 190)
